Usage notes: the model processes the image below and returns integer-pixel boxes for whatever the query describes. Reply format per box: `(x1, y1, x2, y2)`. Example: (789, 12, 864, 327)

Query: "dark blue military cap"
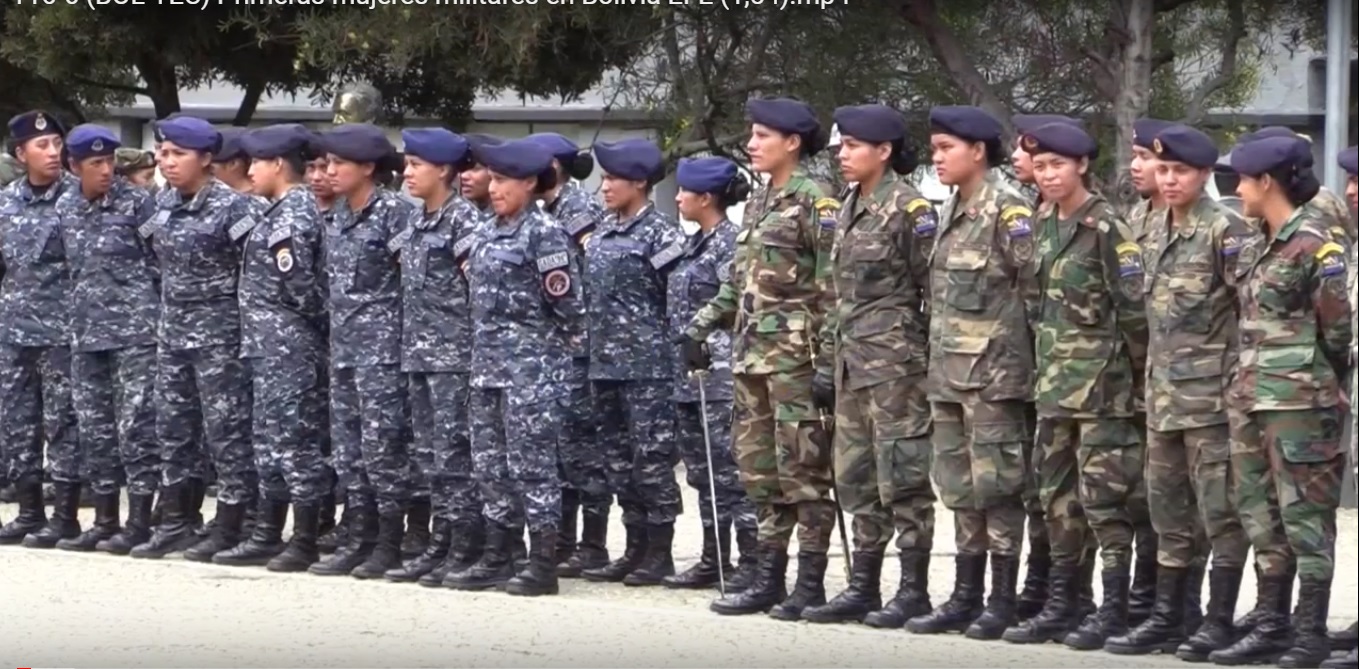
(746, 97, 820, 137)
(1132, 118, 1173, 150)
(1339, 146, 1358, 176)
(593, 139, 664, 182)
(676, 157, 738, 194)
(1152, 125, 1218, 169)
(1229, 136, 1313, 177)
(1020, 122, 1097, 159)
(7, 110, 66, 144)
(1240, 125, 1308, 144)
(1013, 114, 1082, 134)
(475, 138, 553, 179)
(156, 116, 222, 153)
(525, 133, 579, 161)
(401, 128, 470, 166)
(832, 104, 906, 144)
(65, 124, 120, 160)
(464, 133, 502, 165)
(213, 128, 247, 163)
(318, 123, 394, 163)
(241, 124, 313, 159)
(928, 106, 1003, 143)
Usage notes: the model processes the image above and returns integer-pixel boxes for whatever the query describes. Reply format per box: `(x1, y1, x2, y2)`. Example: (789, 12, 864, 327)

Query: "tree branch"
(667, 132, 744, 160)
(1154, 0, 1200, 12)
(897, 0, 1015, 136)
(1151, 47, 1176, 71)
(1181, 0, 1247, 123)
(70, 76, 149, 97)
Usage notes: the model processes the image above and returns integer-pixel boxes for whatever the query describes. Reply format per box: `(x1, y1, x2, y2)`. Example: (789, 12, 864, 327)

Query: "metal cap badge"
(34, 114, 47, 131)
(1152, 138, 1163, 155)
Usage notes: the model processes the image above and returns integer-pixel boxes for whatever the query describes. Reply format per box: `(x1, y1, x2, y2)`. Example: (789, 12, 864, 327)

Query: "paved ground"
(2, 486, 1355, 668)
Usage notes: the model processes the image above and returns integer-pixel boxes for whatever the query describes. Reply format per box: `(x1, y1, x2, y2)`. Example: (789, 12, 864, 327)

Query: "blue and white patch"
(1221, 234, 1242, 257)
(267, 225, 292, 248)
(1116, 242, 1144, 277)
(536, 251, 569, 273)
(227, 216, 256, 241)
(1317, 242, 1346, 277)
(906, 199, 937, 236)
(717, 262, 731, 282)
(567, 213, 595, 237)
(453, 234, 476, 260)
(386, 227, 413, 254)
(649, 242, 685, 271)
(138, 209, 170, 239)
(815, 197, 840, 230)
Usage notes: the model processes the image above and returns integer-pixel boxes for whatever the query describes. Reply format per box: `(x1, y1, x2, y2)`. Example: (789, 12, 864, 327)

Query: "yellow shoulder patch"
(814, 198, 840, 231)
(905, 198, 932, 214)
(1116, 241, 1141, 256)
(1000, 205, 1034, 221)
(1315, 241, 1345, 260)
(814, 197, 841, 213)
(1330, 226, 1348, 241)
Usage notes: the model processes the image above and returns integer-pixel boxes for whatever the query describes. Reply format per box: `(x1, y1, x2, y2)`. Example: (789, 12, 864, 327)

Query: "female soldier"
(801, 104, 938, 629)
(446, 138, 580, 597)
(579, 138, 685, 587)
(1207, 137, 1351, 668)
(662, 156, 759, 591)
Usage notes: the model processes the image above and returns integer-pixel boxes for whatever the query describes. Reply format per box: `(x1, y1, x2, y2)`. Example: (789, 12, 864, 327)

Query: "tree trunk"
(1111, 0, 1156, 186)
(137, 55, 181, 119)
(233, 78, 266, 126)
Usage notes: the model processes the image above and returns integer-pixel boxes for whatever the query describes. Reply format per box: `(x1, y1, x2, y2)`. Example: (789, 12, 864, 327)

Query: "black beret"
(928, 106, 1002, 143)
(1229, 136, 1312, 177)
(1152, 125, 1218, 169)
(832, 104, 906, 144)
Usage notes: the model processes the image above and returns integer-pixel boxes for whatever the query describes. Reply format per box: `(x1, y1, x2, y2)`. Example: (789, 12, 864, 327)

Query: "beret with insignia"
(1153, 125, 1219, 169)
(156, 116, 222, 153)
(66, 124, 120, 161)
(7, 110, 66, 145)
(402, 128, 470, 167)
(594, 139, 664, 182)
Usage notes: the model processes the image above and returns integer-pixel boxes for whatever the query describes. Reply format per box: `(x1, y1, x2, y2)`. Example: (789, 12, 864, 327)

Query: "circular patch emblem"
(543, 269, 570, 297)
(276, 248, 294, 273)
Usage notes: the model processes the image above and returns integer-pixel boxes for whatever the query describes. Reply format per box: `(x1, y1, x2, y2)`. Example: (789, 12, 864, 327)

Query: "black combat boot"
(23, 481, 82, 548)
(582, 523, 645, 582)
(1104, 565, 1189, 655)
(98, 492, 154, 556)
(130, 484, 200, 559)
(769, 552, 829, 621)
(213, 499, 288, 566)
(1003, 561, 1081, 643)
(400, 498, 431, 560)
(802, 551, 884, 624)
(1017, 540, 1052, 621)
(557, 508, 609, 577)
(1065, 560, 1132, 650)
(0, 476, 48, 544)
(351, 510, 406, 579)
(1331, 623, 1359, 653)
(267, 503, 321, 572)
(662, 523, 731, 590)
(1321, 648, 1358, 669)
(58, 491, 121, 552)
(1234, 563, 1295, 639)
(623, 523, 676, 586)
(308, 499, 376, 576)
(1210, 573, 1295, 665)
(725, 527, 760, 593)
(318, 493, 337, 539)
(445, 522, 514, 590)
(425, 520, 485, 587)
(386, 517, 450, 582)
(317, 500, 350, 554)
(506, 527, 560, 597)
(1277, 577, 1333, 669)
(1128, 533, 1159, 626)
(188, 478, 208, 535)
(907, 553, 986, 635)
(710, 544, 789, 615)
(1186, 559, 1207, 634)
(182, 502, 247, 562)
(1076, 546, 1098, 619)
(864, 549, 931, 629)
(1177, 566, 1244, 662)
(556, 490, 579, 566)
(967, 553, 1020, 640)
(509, 520, 528, 572)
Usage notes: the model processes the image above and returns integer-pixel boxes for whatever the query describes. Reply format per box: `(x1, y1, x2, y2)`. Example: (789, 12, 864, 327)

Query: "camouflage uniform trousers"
(833, 374, 935, 552)
(408, 371, 480, 524)
(0, 344, 79, 484)
(1024, 406, 1098, 559)
(1146, 424, 1250, 569)
(593, 380, 682, 526)
(1230, 407, 1346, 581)
(157, 345, 255, 506)
(931, 398, 1028, 556)
(469, 386, 563, 532)
(252, 353, 329, 505)
(72, 346, 158, 496)
(330, 363, 410, 516)
(1036, 416, 1146, 569)
(674, 400, 757, 531)
(559, 358, 610, 514)
(732, 367, 836, 552)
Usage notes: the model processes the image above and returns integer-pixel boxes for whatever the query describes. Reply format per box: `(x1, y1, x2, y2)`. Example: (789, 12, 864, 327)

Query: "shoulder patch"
(1221, 234, 1242, 256)
(267, 225, 292, 248)
(905, 198, 937, 236)
(1117, 241, 1144, 277)
(386, 227, 413, 254)
(566, 213, 595, 237)
(649, 242, 685, 271)
(1001, 205, 1034, 238)
(717, 262, 731, 282)
(227, 215, 256, 242)
(453, 234, 476, 260)
(1316, 241, 1346, 277)
(815, 197, 840, 230)
(275, 247, 294, 273)
(1329, 226, 1348, 242)
(536, 251, 569, 273)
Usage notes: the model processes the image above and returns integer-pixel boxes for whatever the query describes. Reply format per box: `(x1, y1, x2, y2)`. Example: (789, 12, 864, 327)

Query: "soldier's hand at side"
(679, 335, 711, 372)
(811, 371, 835, 413)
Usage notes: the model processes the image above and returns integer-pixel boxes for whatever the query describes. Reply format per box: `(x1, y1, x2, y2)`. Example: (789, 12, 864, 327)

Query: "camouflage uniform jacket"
(239, 185, 326, 359)
(821, 173, 936, 392)
(0, 173, 79, 347)
(1030, 195, 1148, 418)
(1126, 198, 1165, 245)
(926, 170, 1036, 403)
(326, 187, 415, 369)
(1231, 206, 1352, 413)
(686, 168, 838, 378)
(466, 203, 580, 400)
(585, 202, 684, 381)
(57, 177, 160, 352)
(399, 193, 482, 373)
(545, 180, 603, 360)
(667, 219, 737, 403)
(1142, 195, 1256, 431)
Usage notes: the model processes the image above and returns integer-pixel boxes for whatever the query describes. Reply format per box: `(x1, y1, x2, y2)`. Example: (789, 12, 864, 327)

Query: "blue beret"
(318, 123, 394, 163)
(1013, 114, 1082, 134)
(214, 128, 247, 163)
(594, 139, 664, 182)
(1240, 126, 1305, 144)
(401, 128, 470, 166)
(1339, 146, 1358, 177)
(1020, 122, 1097, 159)
(65, 124, 120, 160)
(525, 133, 580, 161)
(1132, 118, 1173, 150)
(832, 104, 906, 144)
(928, 106, 1003, 143)
(1152, 125, 1218, 169)
(475, 138, 553, 180)
(1230, 136, 1313, 177)
(746, 98, 820, 138)
(156, 116, 222, 153)
(676, 157, 738, 194)
(7, 110, 66, 144)
(241, 124, 313, 159)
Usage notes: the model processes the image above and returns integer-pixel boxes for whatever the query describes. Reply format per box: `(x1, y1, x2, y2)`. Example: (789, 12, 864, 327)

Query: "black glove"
(811, 371, 835, 413)
(679, 335, 711, 372)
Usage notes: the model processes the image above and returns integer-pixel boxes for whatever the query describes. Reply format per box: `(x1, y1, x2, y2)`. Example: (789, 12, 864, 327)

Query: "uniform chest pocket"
(1257, 263, 1305, 315)
(755, 219, 803, 285)
(943, 244, 989, 312)
(1161, 265, 1214, 334)
(851, 233, 894, 299)
(1052, 256, 1106, 326)
(596, 239, 648, 291)
(686, 273, 721, 303)
(352, 232, 392, 292)
(487, 248, 530, 314)
(96, 215, 142, 258)
(2, 224, 57, 265)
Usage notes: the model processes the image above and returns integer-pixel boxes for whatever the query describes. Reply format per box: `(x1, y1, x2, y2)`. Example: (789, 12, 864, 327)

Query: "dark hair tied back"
(1272, 163, 1321, 206)
(565, 152, 594, 181)
(534, 167, 559, 194)
(983, 139, 1005, 169)
(802, 129, 828, 158)
(719, 174, 751, 208)
(890, 141, 919, 175)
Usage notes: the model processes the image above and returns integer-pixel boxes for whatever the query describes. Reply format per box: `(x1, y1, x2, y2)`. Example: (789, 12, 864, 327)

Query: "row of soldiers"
(1, 99, 1357, 667)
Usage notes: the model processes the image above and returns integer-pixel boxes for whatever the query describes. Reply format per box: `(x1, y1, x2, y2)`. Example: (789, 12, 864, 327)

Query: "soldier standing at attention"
(305, 145, 337, 220)
(1126, 120, 1174, 242)
(905, 106, 1032, 638)
(307, 124, 415, 579)
(0, 112, 82, 548)
(211, 129, 253, 195)
(55, 125, 161, 553)
(683, 97, 839, 621)
(579, 138, 685, 587)
(798, 105, 938, 628)
(662, 156, 758, 591)
(461, 134, 498, 217)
